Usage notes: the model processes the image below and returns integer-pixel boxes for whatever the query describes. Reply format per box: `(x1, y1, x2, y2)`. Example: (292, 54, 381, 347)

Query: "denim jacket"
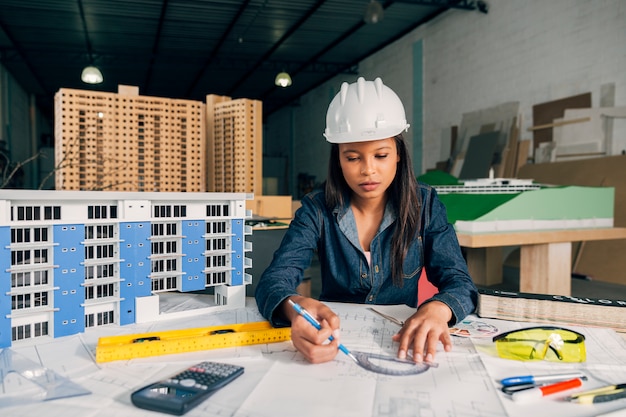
(255, 183, 478, 327)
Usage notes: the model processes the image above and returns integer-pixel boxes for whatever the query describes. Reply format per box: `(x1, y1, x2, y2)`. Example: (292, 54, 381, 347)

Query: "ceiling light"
(364, 0, 384, 24)
(275, 72, 292, 88)
(81, 65, 103, 84)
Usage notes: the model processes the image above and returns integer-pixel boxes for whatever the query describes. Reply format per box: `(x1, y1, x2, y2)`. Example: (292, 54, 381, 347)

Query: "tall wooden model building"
(54, 86, 262, 194)
(206, 94, 263, 195)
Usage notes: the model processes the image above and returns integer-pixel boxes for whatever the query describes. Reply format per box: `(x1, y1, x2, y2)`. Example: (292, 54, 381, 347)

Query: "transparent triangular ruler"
(0, 348, 91, 407)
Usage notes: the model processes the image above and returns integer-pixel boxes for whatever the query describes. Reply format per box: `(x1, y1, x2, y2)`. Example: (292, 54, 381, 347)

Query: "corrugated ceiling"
(0, 0, 482, 120)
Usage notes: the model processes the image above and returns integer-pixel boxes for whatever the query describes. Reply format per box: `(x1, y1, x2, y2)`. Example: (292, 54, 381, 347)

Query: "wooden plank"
(531, 93, 591, 150)
(465, 247, 503, 286)
(246, 195, 293, 220)
(527, 117, 591, 131)
(456, 227, 626, 248)
(520, 242, 571, 296)
(502, 116, 519, 178)
(514, 139, 530, 176)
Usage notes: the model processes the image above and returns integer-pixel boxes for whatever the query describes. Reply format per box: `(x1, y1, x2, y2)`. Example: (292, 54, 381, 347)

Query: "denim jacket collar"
(333, 195, 396, 253)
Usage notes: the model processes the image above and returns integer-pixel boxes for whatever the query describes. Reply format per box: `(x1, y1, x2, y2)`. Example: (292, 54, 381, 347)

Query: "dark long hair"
(325, 134, 421, 287)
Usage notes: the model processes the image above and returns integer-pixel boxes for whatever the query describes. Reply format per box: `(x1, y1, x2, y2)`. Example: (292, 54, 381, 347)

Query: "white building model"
(1, 190, 252, 348)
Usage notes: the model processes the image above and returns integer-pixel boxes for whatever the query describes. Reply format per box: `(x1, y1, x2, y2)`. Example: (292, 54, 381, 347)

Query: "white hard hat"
(323, 77, 409, 143)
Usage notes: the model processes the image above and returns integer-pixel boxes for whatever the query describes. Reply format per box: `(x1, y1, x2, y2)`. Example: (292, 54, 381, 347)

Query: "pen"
(566, 383, 626, 404)
(510, 378, 583, 403)
(288, 299, 358, 363)
(500, 372, 587, 387)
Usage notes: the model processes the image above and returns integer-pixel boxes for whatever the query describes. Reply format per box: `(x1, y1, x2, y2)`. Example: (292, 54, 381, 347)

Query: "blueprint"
(2, 299, 626, 416)
(235, 304, 506, 417)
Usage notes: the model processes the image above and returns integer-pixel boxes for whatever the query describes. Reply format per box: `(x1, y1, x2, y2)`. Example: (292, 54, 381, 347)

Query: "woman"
(255, 77, 477, 364)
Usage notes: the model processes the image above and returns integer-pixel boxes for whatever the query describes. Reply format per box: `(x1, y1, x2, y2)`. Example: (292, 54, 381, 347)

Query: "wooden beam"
(457, 227, 626, 248)
(527, 117, 591, 132)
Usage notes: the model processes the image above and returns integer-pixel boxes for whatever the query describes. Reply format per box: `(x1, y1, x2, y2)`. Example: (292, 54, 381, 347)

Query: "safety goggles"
(492, 326, 586, 363)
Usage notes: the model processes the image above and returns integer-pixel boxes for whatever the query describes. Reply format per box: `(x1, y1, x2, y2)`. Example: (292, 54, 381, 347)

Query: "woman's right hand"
(282, 296, 342, 364)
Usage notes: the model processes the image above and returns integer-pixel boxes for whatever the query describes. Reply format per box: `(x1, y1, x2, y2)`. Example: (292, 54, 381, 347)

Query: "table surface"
(456, 227, 626, 247)
(3, 298, 626, 417)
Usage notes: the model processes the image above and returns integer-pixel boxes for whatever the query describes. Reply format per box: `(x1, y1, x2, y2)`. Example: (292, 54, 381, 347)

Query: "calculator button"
(132, 361, 244, 416)
(179, 378, 196, 387)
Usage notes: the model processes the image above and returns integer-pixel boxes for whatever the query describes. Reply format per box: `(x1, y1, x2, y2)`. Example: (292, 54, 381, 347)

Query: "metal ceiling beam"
(0, 0, 464, 122)
(393, 0, 483, 11)
(260, 0, 452, 114)
(227, 0, 328, 96)
(259, 0, 409, 103)
(0, 19, 48, 94)
(258, 0, 372, 102)
(185, 0, 252, 97)
(77, 0, 94, 64)
(208, 57, 356, 75)
(143, 0, 170, 92)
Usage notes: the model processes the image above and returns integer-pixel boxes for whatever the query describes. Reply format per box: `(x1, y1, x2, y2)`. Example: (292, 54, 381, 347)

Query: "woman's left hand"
(391, 300, 453, 363)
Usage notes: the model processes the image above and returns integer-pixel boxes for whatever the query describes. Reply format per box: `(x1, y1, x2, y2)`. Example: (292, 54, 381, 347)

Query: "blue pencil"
(288, 299, 358, 363)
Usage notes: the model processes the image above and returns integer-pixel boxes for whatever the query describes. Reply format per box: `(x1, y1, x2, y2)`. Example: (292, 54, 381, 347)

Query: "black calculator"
(130, 361, 244, 415)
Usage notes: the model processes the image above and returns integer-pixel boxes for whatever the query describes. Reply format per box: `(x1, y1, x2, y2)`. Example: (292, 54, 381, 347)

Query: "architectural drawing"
(3, 300, 626, 416)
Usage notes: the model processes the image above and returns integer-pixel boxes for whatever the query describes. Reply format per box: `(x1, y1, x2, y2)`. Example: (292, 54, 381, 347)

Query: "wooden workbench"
(457, 227, 626, 296)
